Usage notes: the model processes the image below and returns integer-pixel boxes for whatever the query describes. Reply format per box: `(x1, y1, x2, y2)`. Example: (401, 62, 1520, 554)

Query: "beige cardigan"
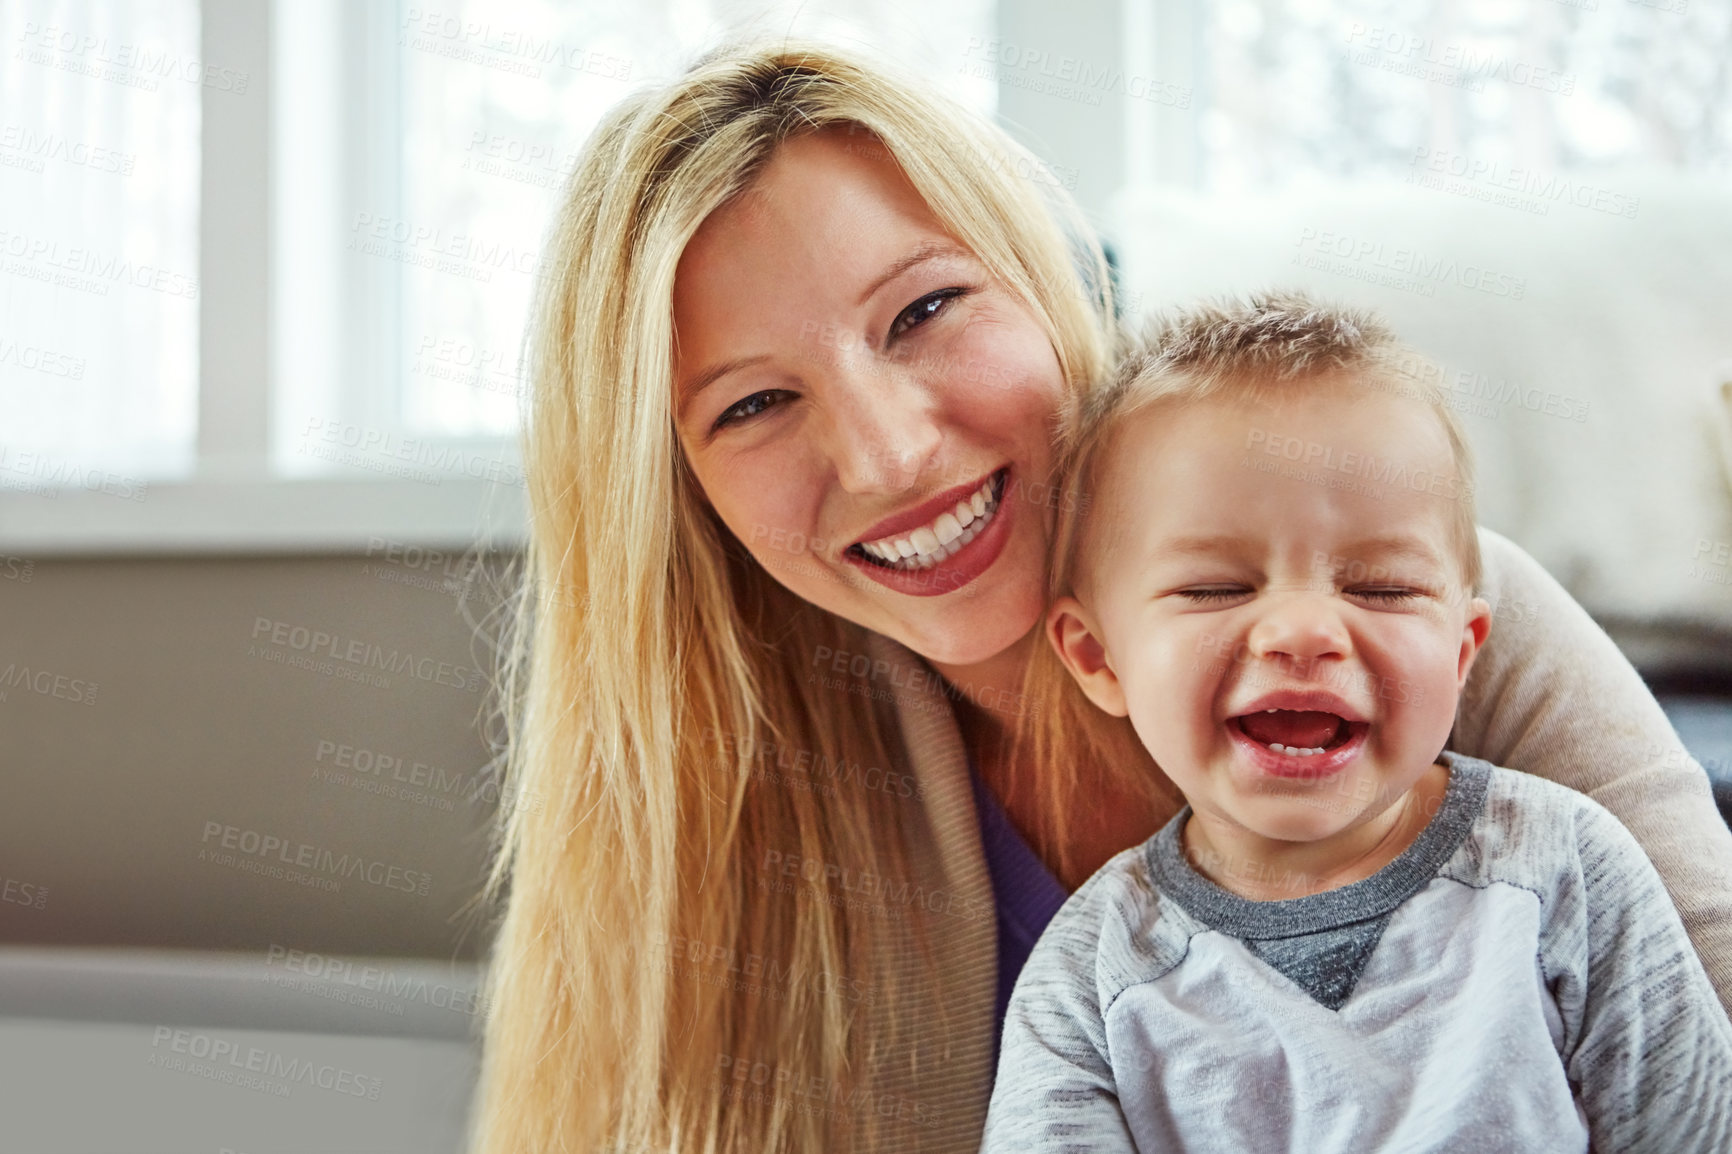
(856, 526, 1732, 1153)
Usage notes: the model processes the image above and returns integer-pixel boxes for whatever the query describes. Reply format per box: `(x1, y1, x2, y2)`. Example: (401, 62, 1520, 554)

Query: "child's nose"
(1245, 593, 1352, 665)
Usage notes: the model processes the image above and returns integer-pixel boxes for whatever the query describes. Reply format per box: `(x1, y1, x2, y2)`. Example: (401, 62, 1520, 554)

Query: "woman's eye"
(1178, 587, 1250, 603)
(888, 287, 966, 342)
(713, 389, 789, 431)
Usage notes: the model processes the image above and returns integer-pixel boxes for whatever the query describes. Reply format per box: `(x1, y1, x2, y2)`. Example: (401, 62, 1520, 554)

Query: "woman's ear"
(1047, 595, 1129, 717)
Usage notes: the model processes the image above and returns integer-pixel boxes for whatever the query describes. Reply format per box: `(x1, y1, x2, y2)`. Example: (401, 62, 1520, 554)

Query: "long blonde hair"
(471, 39, 1119, 1153)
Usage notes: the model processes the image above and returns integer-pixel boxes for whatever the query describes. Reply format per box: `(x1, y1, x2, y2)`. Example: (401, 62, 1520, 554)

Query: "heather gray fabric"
(849, 528, 1732, 1152)
(982, 753, 1732, 1153)
(1146, 758, 1490, 1011)
(1143, 755, 1496, 1004)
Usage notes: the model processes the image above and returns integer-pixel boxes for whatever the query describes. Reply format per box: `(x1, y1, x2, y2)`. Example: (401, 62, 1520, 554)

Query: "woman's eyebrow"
(856, 239, 974, 307)
(680, 353, 771, 413)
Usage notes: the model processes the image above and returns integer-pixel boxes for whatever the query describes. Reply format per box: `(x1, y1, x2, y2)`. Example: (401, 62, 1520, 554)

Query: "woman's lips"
(852, 466, 1003, 546)
(1227, 716, 1371, 780)
(841, 466, 1015, 598)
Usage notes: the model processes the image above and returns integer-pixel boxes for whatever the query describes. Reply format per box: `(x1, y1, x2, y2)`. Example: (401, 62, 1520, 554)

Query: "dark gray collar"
(1146, 751, 1492, 940)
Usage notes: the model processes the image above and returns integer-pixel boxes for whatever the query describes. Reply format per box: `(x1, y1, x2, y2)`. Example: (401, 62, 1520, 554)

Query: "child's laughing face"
(1049, 376, 1491, 855)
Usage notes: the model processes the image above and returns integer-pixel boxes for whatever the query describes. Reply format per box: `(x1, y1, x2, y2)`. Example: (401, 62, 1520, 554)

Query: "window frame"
(0, 0, 526, 557)
(5, 0, 1086, 557)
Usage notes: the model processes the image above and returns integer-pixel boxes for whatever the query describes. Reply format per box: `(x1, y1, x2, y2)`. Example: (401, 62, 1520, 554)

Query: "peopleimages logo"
(1343, 24, 1576, 95)
(199, 820, 433, 897)
(0, 445, 148, 502)
(1243, 427, 1475, 502)
(398, 8, 632, 81)
(0, 228, 199, 299)
(299, 416, 525, 488)
(249, 616, 484, 692)
(346, 212, 539, 279)
(758, 849, 992, 923)
(703, 725, 923, 803)
(264, 944, 489, 1017)
(1692, 538, 1732, 587)
(148, 1027, 381, 1100)
(1407, 147, 1640, 220)
(14, 21, 251, 93)
(1294, 228, 1526, 301)
(0, 335, 86, 379)
(0, 123, 135, 176)
(0, 661, 98, 706)
(717, 1052, 942, 1130)
(959, 37, 1191, 108)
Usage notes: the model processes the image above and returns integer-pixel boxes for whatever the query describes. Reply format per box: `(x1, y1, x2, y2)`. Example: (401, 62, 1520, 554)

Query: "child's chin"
(1242, 803, 1354, 846)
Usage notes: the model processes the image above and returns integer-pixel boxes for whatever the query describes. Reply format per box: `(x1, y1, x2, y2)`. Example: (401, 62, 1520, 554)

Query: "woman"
(470, 39, 1732, 1153)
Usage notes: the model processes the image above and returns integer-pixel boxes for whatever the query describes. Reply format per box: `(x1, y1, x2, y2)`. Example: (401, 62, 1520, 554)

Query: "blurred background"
(1, 0, 1729, 1149)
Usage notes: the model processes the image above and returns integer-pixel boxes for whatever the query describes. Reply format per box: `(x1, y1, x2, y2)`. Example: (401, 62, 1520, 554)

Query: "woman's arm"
(1456, 526, 1732, 1016)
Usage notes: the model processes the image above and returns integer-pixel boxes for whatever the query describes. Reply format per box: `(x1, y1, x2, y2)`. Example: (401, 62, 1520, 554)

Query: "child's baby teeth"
(1267, 743, 1326, 757)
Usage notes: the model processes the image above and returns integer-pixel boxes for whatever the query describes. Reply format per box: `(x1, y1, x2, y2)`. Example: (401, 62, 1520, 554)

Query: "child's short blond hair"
(1050, 290, 1480, 604)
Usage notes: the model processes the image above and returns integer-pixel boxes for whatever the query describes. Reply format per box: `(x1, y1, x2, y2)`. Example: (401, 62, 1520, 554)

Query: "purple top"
(966, 751, 1074, 1070)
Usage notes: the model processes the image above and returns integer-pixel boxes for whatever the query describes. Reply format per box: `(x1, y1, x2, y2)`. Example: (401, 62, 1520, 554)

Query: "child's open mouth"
(1232, 710, 1359, 756)
(1226, 709, 1371, 778)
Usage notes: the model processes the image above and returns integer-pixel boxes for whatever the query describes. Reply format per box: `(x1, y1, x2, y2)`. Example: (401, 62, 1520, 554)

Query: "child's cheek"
(1374, 623, 1464, 731)
(1145, 634, 1216, 747)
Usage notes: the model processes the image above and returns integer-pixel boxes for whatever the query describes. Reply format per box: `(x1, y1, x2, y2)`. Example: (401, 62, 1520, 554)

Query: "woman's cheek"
(714, 476, 820, 573)
(944, 308, 1064, 412)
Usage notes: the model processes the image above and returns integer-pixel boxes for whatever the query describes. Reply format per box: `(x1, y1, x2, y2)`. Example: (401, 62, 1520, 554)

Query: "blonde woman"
(469, 39, 1732, 1154)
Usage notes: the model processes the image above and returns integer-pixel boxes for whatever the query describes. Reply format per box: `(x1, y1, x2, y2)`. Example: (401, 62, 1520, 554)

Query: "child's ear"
(1047, 595, 1130, 717)
(1456, 595, 1493, 689)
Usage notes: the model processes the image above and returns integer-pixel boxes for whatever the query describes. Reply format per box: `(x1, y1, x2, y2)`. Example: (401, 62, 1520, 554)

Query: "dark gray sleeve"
(1550, 797, 1732, 1152)
(981, 861, 1155, 1153)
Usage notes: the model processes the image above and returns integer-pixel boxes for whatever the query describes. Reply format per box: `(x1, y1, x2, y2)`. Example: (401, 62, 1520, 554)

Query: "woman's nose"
(1245, 593, 1353, 666)
(815, 354, 944, 493)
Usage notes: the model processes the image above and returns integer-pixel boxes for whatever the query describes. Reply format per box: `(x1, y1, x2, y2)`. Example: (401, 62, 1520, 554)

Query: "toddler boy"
(981, 293, 1732, 1152)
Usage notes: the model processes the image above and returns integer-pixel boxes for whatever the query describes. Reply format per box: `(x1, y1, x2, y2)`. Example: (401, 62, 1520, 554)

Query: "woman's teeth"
(858, 472, 1002, 570)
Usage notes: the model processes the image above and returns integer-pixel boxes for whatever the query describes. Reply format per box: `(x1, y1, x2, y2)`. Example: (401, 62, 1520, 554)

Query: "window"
(0, 0, 202, 492)
(1186, 0, 1732, 192)
(0, 0, 993, 553)
(1093, 0, 1732, 625)
(382, 0, 994, 442)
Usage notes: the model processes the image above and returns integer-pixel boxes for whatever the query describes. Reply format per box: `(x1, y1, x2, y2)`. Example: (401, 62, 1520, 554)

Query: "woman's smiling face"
(671, 127, 1070, 666)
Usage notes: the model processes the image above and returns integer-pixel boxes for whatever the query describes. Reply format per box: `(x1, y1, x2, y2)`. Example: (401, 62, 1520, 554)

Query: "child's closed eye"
(1176, 586, 1252, 603)
(1347, 587, 1421, 604)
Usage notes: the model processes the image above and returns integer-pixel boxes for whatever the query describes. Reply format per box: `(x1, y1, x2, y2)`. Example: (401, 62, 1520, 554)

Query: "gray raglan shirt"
(982, 752, 1732, 1153)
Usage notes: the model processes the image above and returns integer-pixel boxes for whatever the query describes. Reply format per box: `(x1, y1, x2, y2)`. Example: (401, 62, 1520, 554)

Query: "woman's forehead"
(671, 130, 978, 381)
(685, 129, 952, 276)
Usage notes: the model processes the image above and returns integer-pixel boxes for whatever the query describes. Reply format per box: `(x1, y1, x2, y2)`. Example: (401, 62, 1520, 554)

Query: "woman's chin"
(882, 585, 1043, 670)
(841, 537, 1040, 664)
